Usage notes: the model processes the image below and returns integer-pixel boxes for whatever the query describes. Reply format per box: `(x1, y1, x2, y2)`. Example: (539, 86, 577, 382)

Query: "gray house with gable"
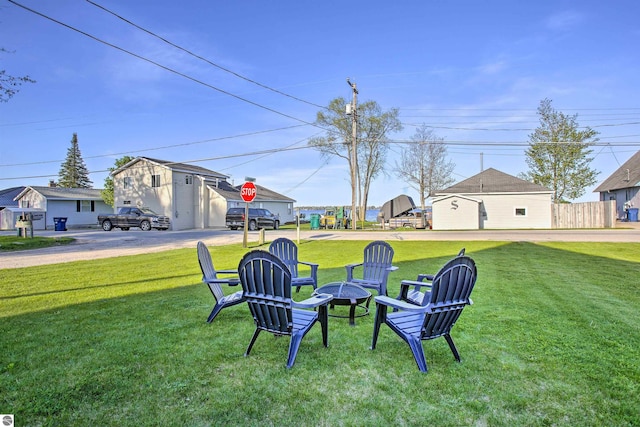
(594, 150, 640, 220)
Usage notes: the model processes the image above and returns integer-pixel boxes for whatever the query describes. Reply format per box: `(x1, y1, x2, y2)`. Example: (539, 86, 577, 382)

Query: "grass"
(0, 235, 75, 252)
(1, 240, 639, 426)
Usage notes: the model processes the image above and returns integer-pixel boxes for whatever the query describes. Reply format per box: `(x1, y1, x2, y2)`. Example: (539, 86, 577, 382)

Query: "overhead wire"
(7, 0, 319, 128)
(85, 0, 328, 110)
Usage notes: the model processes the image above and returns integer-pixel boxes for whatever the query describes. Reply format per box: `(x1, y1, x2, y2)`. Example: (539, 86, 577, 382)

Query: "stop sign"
(240, 182, 257, 203)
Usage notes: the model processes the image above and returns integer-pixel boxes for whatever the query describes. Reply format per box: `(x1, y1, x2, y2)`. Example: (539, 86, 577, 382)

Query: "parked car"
(98, 207, 170, 231)
(225, 207, 279, 230)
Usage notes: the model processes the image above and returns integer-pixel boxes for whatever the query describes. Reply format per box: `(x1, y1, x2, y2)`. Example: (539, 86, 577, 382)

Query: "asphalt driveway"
(1, 225, 639, 269)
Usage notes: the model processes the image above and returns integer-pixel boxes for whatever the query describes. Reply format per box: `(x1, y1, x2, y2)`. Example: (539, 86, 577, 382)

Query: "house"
(593, 150, 640, 220)
(111, 157, 296, 231)
(0, 186, 26, 230)
(8, 186, 112, 230)
(431, 168, 553, 230)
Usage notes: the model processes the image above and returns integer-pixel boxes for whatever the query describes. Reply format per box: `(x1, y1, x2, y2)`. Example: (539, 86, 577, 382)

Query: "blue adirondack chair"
(238, 250, 333, 368)
(196, 241, 245, 323)
(269, 237, 318, 293)
(345, 241, 397, 303)
(371, 255, 477, 372)
(397, 248, 466, 306)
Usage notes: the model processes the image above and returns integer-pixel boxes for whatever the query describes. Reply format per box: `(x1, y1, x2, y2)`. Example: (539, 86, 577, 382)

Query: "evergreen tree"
(520, 99, 599, 203)
(58, 133, 92, 188)
(101, 156, 134, 207)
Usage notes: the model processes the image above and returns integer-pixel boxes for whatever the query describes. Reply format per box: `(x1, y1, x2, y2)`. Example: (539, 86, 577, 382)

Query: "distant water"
(299, 209, 379, 222)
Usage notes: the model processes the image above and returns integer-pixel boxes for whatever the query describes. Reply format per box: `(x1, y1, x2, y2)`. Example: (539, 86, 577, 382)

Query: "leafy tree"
(310, 97, 402, 222)
(520, 99, 599, 203)
(1, 48, 35, 102)
(394, 125, 455, 213)
(101, 156, 135, 207)
(58, 133, 93, 188)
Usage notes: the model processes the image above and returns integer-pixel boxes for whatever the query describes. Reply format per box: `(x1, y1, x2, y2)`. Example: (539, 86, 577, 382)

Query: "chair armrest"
(416, 274, 434, 282)
(345, 263, 362, 281)
(387, 265, 399, 272)
(299, 261, 318, 269)
(205, 278, 240, 286)
(397, 280, 432, 301)
(293, 293, 333, 309)
(374, 295, 428, 312)
(400, 280, 432, 290)
(217, 269, 238, 275)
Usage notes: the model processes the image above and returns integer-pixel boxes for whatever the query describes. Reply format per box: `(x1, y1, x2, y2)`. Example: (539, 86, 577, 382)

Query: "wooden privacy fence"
(552, 200, 616, 228)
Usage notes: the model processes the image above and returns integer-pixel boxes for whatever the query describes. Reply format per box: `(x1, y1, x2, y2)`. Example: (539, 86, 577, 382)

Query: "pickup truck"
(225, 207, 279, 231)
(98, 207, 170, 231)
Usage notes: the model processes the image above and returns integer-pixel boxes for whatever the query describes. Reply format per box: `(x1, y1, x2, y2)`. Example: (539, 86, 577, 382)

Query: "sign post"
(241, 181, 257, 248)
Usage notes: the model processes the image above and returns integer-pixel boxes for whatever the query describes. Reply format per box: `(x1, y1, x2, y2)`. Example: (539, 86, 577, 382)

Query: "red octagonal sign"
(240, 181, 257, 203)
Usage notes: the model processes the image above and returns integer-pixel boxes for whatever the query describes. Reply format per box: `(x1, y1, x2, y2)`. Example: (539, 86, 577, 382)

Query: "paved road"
(1, 225, 639, 269)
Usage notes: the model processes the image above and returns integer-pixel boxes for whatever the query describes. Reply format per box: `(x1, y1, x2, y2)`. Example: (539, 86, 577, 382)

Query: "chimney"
(48, 180, 57, 187)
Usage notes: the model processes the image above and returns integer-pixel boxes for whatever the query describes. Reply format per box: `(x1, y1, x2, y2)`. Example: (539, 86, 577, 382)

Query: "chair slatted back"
(422, 256, 477, 339)
(239, 250, 294, 335)
(269, 237, 300, 278)
(362, 241, 394, 283)
(197, 241, 224, 301)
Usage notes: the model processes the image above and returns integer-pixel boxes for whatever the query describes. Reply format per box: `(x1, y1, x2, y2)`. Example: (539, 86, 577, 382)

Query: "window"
(123, 176, 132, 189)
(151, 174, 161, 187)
(515, 207, 527, 216)
(123, 200, 131, 205)
(77, 200, 95, 212)
(185, 175, 193, 185)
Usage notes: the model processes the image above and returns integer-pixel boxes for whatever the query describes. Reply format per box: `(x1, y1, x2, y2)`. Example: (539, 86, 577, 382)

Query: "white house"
(432, 168, 553, 230)
(10, 186, 111, 230)
(111, 157, 296, 231)
(594, 150, 640, 220)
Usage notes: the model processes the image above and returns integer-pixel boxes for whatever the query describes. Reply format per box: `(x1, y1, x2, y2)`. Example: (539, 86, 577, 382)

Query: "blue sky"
(2, 0, 639, 206)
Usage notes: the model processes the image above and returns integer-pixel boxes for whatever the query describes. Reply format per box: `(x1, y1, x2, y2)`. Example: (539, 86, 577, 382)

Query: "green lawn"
(1, 240, 639, 426)
(0, 235, 74, 252)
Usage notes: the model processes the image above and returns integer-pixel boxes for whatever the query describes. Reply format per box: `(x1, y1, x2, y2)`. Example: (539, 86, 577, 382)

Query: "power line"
(0, 125, 309, 168)
(85, 0, 327, 110)
(8, 0, 319, 127)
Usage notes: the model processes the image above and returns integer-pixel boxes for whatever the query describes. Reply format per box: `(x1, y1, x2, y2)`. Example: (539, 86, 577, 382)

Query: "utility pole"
(347, 78, 358, 230)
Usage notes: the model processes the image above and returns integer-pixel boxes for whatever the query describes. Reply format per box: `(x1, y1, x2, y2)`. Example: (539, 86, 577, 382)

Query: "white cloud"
(545, 10, 585, 31)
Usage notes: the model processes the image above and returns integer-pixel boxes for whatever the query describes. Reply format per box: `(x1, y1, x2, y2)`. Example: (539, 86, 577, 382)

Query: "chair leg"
(207, 303, 223, 323)
(371, 304, 386, 350)
(407, 336, 428, 373)
(318, 306, 329, 347)
(245, 329, 261, 357)
(444, 334, 461, 362)
(287, 332, 304, 369)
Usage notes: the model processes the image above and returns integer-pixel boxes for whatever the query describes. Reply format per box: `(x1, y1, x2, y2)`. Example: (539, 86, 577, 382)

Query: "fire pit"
(314, 282, 371, 326)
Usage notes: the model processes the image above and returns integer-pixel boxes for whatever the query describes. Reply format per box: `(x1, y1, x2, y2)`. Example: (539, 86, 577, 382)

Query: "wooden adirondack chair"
(345, 241, 397, 303)
(196, 241, 245, 323)
(269, 237, 318, 293)
(397, 248, 466, 306)
(238, 250, 333, 368)
(371, 255, 477, 372)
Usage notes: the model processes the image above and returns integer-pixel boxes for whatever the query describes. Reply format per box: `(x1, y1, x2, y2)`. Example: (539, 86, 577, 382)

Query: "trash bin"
(53, 217, 67, 231)
(628, 208, 639, 222)
(310, 214, 320, 230)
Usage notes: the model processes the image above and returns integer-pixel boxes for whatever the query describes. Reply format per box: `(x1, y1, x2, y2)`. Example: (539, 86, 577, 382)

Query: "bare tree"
(394, 125, 455, 211)
(310, 97, 402, 221)
(1, 48, 35, 102)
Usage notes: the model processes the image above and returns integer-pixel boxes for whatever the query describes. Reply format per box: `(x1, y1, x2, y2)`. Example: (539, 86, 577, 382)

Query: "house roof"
(436, 168, 552, 194)
(208, 181, 295, 203)
(15, 186, 104, 201)
(0, 187, 25, 208)
(593, 150, 640, 193)
(113, 156, 229, 179)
